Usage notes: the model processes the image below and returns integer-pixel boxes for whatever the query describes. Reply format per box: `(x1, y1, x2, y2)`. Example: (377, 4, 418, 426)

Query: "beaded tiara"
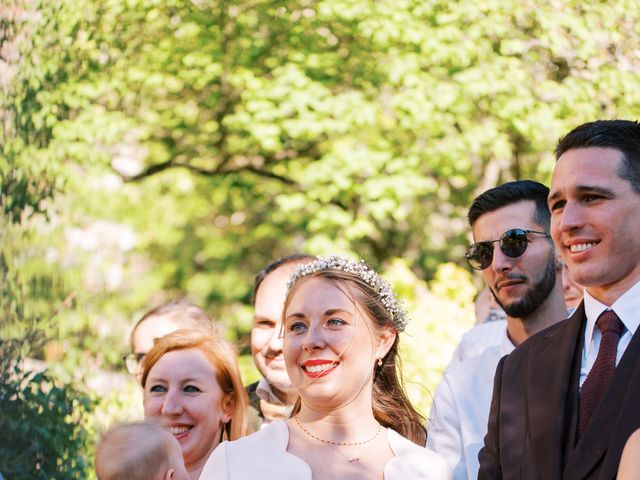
(286, 255, 409, 331)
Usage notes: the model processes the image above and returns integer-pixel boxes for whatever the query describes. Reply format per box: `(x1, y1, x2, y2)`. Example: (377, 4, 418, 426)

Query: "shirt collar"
(583, 279, 640, 357)
(255, 377, 286, 406)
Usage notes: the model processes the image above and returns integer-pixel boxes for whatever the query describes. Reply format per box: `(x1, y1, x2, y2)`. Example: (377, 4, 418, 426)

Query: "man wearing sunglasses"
(428, 180, 568, 479)
(479, 120, 640, 480)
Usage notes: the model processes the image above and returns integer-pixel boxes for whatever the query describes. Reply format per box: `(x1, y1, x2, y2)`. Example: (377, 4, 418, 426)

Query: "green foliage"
(0, 1, 601, 372)
(0, 340, 95, 479)
(0, 156, 96, 477)
(1, 5, 97, 476)
(4, 0, 640, 473)
(389, 260, 475, 413)
(238, 353, 261, 385)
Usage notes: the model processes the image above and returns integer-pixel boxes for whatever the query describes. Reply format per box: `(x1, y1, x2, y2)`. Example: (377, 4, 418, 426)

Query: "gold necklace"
(293, 414, 382, 447)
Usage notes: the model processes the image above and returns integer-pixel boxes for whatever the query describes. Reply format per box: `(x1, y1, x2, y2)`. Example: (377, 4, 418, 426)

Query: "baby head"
(95, 421, 189, 480)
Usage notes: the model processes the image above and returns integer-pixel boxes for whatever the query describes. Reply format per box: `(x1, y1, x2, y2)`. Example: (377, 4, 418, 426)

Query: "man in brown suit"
(478, 120, 640, 479)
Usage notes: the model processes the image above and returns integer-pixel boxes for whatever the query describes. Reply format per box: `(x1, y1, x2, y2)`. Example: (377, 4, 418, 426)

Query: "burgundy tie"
(577, 310, 624, 439)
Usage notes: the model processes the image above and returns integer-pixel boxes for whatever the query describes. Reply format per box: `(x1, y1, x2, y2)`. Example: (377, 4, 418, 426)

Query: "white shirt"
(448, 320, 507, 366)
(427, 331, 514, 480)
(580, 280, 640, 387)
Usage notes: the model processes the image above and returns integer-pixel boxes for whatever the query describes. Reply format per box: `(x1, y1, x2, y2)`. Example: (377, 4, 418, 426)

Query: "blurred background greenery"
(2, 0, 640, 477)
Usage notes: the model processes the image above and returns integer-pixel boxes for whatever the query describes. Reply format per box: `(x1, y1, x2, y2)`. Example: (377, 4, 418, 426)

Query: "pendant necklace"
(293, 414, 383, 462)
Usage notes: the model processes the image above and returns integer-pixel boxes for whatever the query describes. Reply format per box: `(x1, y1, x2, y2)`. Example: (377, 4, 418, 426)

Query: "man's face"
(549, 147, 640, 304)
(251, 264, 300, 396)
(472, 200, 556, 318)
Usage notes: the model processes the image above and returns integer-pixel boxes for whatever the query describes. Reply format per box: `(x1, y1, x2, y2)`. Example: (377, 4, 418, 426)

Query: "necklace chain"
(293, 414, 382, 447)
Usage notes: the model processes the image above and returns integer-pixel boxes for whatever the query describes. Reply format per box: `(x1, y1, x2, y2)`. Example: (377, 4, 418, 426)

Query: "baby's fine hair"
(95, 422, 175, 480)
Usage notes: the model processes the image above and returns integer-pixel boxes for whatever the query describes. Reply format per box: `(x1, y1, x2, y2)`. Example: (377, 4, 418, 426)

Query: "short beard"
(493, 253, 557, 318)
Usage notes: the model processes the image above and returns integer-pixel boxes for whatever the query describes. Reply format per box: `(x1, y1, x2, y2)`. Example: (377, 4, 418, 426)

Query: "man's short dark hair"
(252, 254, 316, 305)
(468, 180, 551, 229)
(555, 119, 640, 193)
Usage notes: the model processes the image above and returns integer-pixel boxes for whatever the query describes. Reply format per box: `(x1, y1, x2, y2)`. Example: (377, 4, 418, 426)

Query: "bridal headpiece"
(286, 255, 409, 331)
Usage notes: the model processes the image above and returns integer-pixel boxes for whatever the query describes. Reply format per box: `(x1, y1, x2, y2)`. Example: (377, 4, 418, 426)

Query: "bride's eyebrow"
(324, 308, 352, 316)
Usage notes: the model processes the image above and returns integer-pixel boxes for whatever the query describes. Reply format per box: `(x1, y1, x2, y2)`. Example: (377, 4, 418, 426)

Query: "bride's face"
(283, 277, 389, 408)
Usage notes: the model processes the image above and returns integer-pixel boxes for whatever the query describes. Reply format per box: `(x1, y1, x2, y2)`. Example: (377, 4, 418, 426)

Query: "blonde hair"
(285, 269, 427, 445)
(95, 422, 176, 480)
(141, 329, 250, 440)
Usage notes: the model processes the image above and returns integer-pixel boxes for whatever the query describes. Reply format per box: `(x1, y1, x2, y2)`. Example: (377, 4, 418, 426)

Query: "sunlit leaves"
(5, 0, 640, 414)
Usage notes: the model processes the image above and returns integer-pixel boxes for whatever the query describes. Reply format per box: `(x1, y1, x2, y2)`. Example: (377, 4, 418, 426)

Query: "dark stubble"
(492, 252, 557, 318)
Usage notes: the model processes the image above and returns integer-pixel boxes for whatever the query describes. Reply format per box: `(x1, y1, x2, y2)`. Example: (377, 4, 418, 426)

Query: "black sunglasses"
(465, 228, 550, 270)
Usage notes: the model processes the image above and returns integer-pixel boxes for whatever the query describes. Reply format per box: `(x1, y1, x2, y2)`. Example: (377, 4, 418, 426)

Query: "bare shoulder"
(618, 429, 640, 480)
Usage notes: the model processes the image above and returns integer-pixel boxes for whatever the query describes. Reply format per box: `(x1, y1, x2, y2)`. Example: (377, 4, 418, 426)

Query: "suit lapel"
(564, 325, 640, 479)
(526, 305, 585, 479)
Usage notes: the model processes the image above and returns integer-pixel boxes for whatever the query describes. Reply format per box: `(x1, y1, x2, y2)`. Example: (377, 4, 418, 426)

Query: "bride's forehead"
(286, 277, 376, 316)
(292, 275, 357, 301)
(291, 276, 353, 302)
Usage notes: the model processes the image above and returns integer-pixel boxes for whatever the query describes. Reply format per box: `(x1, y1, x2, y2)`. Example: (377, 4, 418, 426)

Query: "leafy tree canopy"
(4, 0, 640, 365)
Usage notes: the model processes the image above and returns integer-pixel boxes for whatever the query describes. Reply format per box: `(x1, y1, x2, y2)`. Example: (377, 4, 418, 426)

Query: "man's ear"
(375, 325, 397, 360)
(165, 468, 175, 480)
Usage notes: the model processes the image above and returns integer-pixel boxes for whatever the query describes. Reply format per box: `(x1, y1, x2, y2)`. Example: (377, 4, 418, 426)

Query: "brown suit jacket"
(478, 303, 640, 480)
(245, 381, 265, 432)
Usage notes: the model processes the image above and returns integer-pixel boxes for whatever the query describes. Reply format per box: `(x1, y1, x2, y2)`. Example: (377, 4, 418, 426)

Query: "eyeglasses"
(465, 228, 550, 271)
(122, 352, 146, 375)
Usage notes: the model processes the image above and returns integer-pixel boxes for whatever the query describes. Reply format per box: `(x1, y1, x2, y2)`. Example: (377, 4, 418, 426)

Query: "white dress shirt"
(580, 280, 640, 387)
(448, 320, 507, 366)
(427, 330, 514, 480)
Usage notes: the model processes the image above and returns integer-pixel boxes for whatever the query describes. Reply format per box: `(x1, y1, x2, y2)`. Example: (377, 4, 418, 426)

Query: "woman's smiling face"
(283, 277, 390, 408)
(143, 348, 232, 474)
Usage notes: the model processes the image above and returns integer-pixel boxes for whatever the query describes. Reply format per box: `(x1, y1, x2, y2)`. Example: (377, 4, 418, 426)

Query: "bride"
(201, 255, 450, 479)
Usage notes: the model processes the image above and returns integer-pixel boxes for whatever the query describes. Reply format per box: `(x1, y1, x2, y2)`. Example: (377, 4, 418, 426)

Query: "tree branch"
(123, 159, 175, 182)
(121, 159, 296, 185)
(178, 162, 296, 185)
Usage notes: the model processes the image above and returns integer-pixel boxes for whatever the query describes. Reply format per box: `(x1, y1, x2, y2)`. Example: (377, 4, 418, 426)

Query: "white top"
(200, 419, 451, 480)
(448, 320, 507, 366)
(580, 280, 640, 387)
(427, 331, 514, 480)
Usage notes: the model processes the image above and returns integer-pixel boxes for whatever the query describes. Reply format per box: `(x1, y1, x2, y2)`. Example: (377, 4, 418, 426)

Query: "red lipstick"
(301, 359, 339, 378)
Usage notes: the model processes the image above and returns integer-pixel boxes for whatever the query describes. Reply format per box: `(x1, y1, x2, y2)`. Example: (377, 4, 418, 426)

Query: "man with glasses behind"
(123, 300, 214, 380)
(428, 180, 568, 479)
